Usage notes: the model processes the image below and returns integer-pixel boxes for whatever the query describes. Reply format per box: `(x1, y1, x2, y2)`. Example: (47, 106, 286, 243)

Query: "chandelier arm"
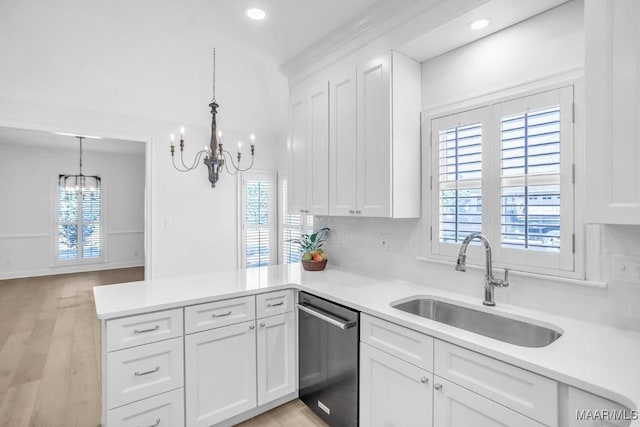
(221, 149, 255, 173)
(171, 155, 191, 172)
(221, 151, 240, 175)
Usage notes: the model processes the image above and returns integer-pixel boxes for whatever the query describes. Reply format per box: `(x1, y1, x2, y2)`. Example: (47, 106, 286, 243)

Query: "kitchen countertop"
(94, 264, 640, 424)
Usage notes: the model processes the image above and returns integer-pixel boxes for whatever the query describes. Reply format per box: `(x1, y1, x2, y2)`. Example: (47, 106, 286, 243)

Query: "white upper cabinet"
(355, 51, 421, 218)
(291, 50, 421, 218)
(329, 68, 358, 216)
(288, 82, 330, 215)
(585, 0, 640, 224)
(289, 91, 308, 214)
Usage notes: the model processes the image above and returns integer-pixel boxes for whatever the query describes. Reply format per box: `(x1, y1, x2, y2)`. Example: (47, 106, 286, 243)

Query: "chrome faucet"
(455, 232, 509, 306)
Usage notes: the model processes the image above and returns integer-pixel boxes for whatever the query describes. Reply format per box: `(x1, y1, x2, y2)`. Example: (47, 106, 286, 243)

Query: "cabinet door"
(257, 312, 296, 405)
(567, 387, 632, 427)
(360, 342, 433, 427)
(306, 82, 330, 215)
(433, 377, 545, 427)
(289, 92, 307, 214)
(357, 52, 392, 217)
(185, 321, 257, 427)
(329, 68, 358, 216)
(585, 0, 640, 224)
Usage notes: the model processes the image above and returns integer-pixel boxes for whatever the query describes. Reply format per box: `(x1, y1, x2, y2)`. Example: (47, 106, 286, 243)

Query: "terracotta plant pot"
(302, 259, 328, 271)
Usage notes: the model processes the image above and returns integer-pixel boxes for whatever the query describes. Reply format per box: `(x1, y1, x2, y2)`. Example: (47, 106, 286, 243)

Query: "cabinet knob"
(299, 209, 305, 213)
(349, 210, 355, 214)
(355, 210, 362, 214)
(260, 322, 265, 327)
(420, 376, 429, 384)
(434, 383, 443, 390)
(249, 324, 255, 329)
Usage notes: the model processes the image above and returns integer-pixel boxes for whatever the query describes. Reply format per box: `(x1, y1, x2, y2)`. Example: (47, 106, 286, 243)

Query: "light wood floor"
(0, 268, 327, 427)
(0, 268, 144, 427)
(237, 399, 328, 427)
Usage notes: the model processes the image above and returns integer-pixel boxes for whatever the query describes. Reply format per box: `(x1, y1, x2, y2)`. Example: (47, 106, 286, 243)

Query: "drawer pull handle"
(133, 325, 160, 334)
(212, 311, 232, 318)
(142, 418, 161, 427)
(420, 377, 429, 384)
(267, 301, 284, 307)
(434, 383, 443, 390)
(135, 366, 160, 376)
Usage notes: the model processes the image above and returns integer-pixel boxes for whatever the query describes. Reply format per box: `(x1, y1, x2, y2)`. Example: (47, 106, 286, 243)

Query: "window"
(56, 181, 103, 262)
(279, 176, 313, 264)
(241, 171, 276, 268)
(430, 87, 574, 274)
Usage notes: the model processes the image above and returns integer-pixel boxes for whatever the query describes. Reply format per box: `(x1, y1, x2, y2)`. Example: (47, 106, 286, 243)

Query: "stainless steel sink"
(391, 297, 563, 347)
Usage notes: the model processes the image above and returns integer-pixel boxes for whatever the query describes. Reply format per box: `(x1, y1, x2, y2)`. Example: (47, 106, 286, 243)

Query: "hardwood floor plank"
(0, 380, 40, 427)
(0, 332, 31, 404)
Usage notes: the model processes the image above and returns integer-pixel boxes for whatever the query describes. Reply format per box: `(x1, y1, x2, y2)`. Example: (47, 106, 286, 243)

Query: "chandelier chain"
(212, 48, 216, 103)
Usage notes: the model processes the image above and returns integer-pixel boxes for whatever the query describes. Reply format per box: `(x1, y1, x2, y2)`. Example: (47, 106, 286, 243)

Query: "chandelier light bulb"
(237, 142, 242, 152)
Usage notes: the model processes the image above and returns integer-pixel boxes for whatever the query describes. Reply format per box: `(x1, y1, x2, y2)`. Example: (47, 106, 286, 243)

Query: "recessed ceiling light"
(469, 18, 490, 30)
(245, 7, 266, 21)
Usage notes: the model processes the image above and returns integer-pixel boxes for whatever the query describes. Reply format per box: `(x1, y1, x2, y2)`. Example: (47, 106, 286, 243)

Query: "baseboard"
(0, 261, 144, 280)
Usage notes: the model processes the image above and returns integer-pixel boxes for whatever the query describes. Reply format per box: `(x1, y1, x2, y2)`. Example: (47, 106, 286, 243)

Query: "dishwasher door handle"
(297, 303, 357, 330)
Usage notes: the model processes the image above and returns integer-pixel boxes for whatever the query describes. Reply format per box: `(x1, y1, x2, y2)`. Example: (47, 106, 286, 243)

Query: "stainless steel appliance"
(298, 291, 359, 427)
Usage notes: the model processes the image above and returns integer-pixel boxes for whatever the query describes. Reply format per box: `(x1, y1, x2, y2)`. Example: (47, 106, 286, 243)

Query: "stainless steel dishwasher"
(297, 291, 359, 427)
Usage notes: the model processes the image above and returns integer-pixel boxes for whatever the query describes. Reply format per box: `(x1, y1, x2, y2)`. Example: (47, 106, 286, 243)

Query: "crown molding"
(279, 0, 442, 80)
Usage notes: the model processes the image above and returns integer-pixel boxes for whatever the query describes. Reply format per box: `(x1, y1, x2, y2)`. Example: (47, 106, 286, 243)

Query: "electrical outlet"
(380, 234, 390, 252)
(612, 255, 640, 283)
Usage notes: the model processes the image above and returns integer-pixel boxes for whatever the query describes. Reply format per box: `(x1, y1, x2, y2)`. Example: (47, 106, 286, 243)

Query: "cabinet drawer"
(434, 340, 558, 427)
(107, 337, 184, 409)
(185, 295, 255, 334)
(107, 388, 184, 427)
(360, 314, 433, 371)
(256, 290, 293, 318)
(106, 308, 183, 352)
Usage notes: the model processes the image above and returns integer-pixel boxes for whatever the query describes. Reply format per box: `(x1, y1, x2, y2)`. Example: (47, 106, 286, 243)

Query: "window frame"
(425, 81, 584, 279)
(52, 178, 106, 266)
(239, 170, 277, 269)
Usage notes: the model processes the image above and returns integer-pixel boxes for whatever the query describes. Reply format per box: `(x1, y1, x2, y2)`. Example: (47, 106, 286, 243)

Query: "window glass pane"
(82, 223, 102, 258)
(82, 189, 101, 222)
(246, 228, 270, 268)
(501, 185, 560, 252)
(438, 121, 482, 243)
(58, 187, 78, 222)
(58, 224, 78, 260)
(245, 180, 270, 226)
(500, 105, 561, 253)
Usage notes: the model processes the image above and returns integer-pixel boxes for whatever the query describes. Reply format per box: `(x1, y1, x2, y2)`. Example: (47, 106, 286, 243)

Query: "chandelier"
(58, 136, 101, 192)
(170, 49, 255, 188)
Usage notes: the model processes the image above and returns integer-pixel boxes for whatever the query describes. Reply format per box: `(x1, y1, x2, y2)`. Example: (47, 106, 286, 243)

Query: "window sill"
(416, 256, 608, 289)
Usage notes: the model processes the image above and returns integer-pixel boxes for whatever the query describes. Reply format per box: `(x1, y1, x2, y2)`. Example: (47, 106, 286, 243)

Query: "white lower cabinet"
(567, 387, 632, 427)
(107, 388, 184, 427)
(433, 377, 545, 427)
(360, 342, 433, 427)
(185, 320, 257, 427)
(257, 311, 296, 405)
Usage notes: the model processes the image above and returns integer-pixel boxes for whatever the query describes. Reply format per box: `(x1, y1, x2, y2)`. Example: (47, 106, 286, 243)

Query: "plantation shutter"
(431, 107, 489, 258)
(279, 176, 314, 264)
(493, 87, 574, 271)
(243, 175, 273, 268)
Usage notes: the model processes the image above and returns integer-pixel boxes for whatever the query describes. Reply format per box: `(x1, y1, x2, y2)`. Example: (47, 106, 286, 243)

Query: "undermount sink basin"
(391, 297, 563, 347)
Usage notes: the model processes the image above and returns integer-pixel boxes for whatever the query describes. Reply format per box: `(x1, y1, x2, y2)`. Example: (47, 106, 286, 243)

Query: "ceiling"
(0, 127, 145, 155)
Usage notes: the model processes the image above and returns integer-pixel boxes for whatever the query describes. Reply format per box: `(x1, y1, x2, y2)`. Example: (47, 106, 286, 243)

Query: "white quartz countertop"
(94, 264, 640, 424)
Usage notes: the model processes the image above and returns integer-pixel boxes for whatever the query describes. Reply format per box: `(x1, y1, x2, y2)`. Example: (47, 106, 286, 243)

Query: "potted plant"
(293, 227, 330, 271)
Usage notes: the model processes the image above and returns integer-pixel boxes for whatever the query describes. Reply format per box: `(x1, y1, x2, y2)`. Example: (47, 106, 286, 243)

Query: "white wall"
(319, 1, 640, 332)
(0, 143, 145, 279)
(0, 0, 287, 278)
